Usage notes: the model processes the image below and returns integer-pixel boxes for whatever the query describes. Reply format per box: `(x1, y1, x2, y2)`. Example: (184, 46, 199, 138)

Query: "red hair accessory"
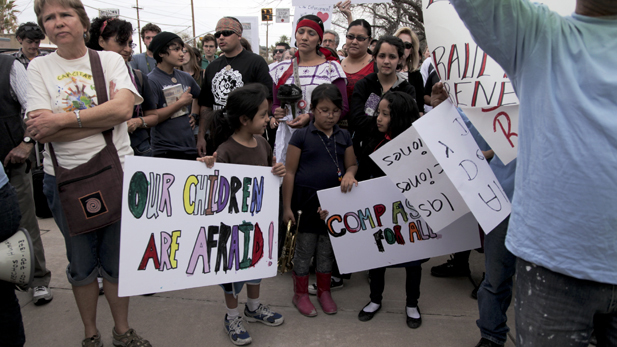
(100, 18, 115, 34)
(296, 19, 323, 41)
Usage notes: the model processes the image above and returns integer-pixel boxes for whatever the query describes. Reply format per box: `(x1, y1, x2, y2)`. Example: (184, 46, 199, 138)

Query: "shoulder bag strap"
(87, 49, 113, 144)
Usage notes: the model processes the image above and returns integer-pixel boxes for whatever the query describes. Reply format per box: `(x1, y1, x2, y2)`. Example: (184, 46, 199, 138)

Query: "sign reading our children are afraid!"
(118, 156, 279, 297)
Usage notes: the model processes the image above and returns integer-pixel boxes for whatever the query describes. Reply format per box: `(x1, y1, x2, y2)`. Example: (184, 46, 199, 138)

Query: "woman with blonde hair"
(26, 0, 151, 345)
(394, 27, 424, 114)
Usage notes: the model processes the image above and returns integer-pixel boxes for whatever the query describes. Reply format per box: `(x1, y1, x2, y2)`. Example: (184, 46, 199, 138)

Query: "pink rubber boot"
(317, 272, 338, 314)
(292, 272, 317, 317)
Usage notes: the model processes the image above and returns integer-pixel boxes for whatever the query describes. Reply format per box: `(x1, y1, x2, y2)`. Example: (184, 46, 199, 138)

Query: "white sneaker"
(33, 286, 53, 305)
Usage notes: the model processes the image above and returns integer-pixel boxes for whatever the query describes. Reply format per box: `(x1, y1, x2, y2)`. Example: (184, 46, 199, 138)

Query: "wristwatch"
(23, 136, 35, 144)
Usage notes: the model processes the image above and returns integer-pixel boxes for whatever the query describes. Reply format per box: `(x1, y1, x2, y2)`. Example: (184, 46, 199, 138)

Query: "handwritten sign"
(317, 177, 480, 274)
(119, 157, 279, 297)
(414, 101, 511, 233)
(422, 0, 518, 109)
(461, 105, 519, 164)
(370, 126, 470, 232)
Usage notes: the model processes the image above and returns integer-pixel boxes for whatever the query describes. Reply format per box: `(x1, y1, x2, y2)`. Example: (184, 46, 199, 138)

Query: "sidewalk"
(17, 217, 516, 347)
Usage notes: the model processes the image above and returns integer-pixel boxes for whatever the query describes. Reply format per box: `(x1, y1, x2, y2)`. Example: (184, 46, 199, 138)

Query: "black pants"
(0, 183, 25, 346)
(369, 265, 422, 308)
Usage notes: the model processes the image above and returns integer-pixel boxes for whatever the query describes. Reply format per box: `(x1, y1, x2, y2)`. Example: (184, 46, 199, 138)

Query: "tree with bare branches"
(331, 0, 425, 45)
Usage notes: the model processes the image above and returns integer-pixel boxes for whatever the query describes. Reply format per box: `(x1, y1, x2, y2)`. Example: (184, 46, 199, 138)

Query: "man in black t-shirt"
(197, 16, 273, 156)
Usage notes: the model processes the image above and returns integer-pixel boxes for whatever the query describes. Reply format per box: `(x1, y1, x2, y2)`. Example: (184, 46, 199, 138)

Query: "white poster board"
(236, 16, 259, 54)
(461, 105, 519, 165)
(290, 5, 332, 47)
(119, 157, 279, 297)
(370, 125, 470, 232)
(317, 177, 480, 274)
(422, 0, 576, 165)
(276, 8, 291, 23)
(413, 101, 511, 233)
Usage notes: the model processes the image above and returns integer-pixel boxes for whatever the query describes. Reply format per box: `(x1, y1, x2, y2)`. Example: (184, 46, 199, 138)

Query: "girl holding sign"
(355, 91, 426, 329)
(348, 36, 417, 161)
(198, 84, 286, 346)
(282, 84, 358, 317)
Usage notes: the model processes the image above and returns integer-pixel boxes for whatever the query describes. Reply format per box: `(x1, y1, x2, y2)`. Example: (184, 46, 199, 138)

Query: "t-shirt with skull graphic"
(199, 49, 273, 111)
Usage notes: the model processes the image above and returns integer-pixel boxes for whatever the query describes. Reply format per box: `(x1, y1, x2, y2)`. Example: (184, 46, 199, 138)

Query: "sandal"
(82, 331, 103, 347)
(112, 328, 151, 347)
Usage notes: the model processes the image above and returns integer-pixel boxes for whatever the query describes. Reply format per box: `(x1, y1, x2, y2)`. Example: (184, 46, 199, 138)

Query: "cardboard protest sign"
(236, 17, 259, 55)
(370, 126, 470, 232)
(317, 177, 480, 274)
(461, 105, 519, 165)
(291, 5, 332, 47)
(119, 157, 279, 297)
(414, 101, 511, 233)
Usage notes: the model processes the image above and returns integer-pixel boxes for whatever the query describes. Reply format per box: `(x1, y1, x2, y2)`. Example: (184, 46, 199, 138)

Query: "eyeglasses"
(214, 30, 235, 39)
(403, 42, 413, 50)
(116, 40, 137, 49)
(346, 34, 368, 42)
(274, 49, 285, 54)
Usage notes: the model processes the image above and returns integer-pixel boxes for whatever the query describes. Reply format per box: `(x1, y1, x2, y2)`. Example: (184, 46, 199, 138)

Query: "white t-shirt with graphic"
(27, 50, 143, 175)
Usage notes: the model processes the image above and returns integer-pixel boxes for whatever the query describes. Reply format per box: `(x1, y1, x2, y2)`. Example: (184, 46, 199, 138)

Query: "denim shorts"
(219, 279, 262, 296)
(43, 174, 120, 286)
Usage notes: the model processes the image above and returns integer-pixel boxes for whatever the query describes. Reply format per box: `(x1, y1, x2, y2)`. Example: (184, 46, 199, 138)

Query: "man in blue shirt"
(130, 23, 160, 74)
(450, 0, 617, 346)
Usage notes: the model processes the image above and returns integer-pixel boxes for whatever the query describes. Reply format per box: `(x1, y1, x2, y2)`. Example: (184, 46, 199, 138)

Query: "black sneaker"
(308, 278, 343, 295)
(475, 337, 504, 347)
(430, 256, 471, 277)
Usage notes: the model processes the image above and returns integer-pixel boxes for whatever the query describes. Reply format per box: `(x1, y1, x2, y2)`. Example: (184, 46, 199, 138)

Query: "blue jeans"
(0, 183, 25, 346)
(476, 217, 515, 345)
(43, 174, 120, 286)
(132, 139, 153, 157)
(515, 258, 617, 347)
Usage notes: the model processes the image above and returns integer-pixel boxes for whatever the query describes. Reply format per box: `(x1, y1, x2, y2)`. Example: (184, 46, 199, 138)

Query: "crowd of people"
(0, 0, 615, 346)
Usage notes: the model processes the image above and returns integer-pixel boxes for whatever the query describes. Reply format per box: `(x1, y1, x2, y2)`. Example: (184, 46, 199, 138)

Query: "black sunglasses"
(274, 49, 285, 54)
(404, 42, 413, 50)
(214, 30, 235, 39)
(346, 34, 368, 42)
(23, 25, 42, 32)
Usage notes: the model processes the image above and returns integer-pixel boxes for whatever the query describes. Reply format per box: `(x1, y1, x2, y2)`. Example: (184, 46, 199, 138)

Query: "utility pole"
(265, 21, 269, 61)
(132, 0, 143, 53)
(190, 0, 196, 46)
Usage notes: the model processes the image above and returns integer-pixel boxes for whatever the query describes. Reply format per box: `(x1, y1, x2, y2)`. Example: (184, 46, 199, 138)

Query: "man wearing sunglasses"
(197, 16, 273, 156)
(13, 22, 48, 69)
(272, 42, 290, 63)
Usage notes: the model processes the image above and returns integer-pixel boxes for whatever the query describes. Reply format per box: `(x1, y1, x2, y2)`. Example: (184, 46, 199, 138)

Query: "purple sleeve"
(271, 83, 281, 113)
(333, 78, 349, 119)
